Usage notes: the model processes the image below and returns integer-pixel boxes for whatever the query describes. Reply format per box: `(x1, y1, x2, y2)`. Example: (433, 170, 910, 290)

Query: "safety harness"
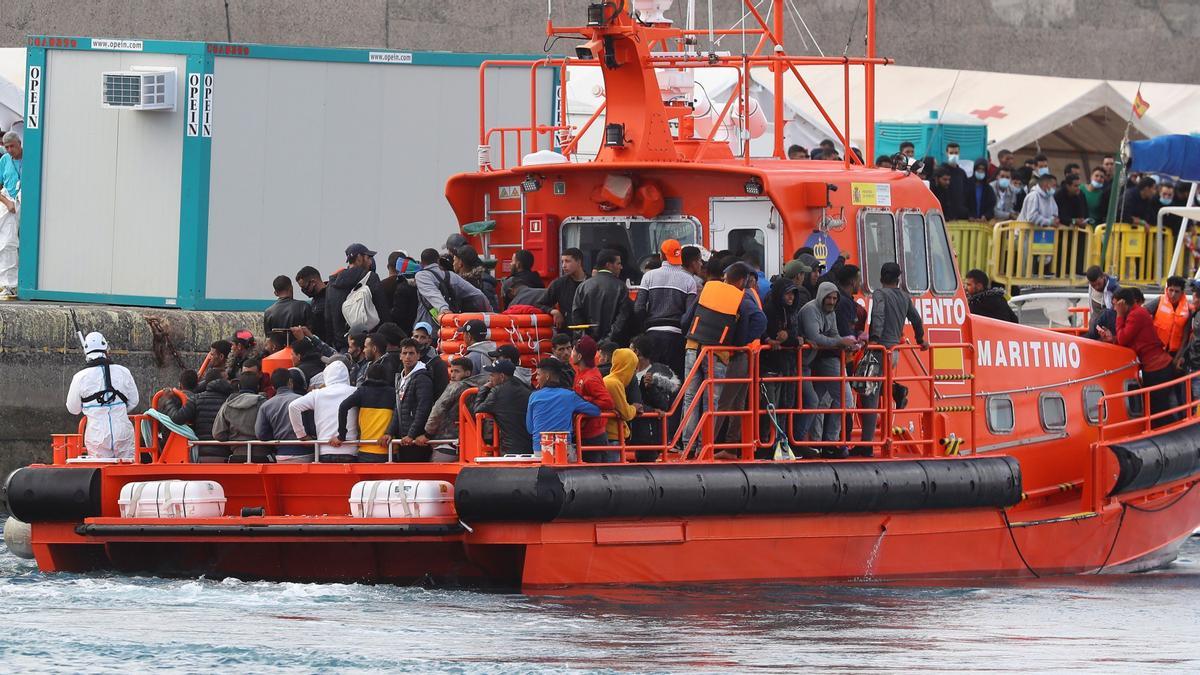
(81, 357, 129, 406)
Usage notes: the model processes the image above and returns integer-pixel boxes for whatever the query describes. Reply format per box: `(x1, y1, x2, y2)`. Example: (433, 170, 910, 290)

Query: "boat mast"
(772, 0, 784, 159)
(865, 0, 877, 162)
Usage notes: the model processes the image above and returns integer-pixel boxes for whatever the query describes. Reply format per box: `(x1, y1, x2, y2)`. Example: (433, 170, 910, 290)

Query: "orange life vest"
(1153, 295, 1190, 353)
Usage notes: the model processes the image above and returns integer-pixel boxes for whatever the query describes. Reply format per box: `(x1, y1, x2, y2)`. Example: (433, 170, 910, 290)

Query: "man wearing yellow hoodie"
(603, 348, 639, 464)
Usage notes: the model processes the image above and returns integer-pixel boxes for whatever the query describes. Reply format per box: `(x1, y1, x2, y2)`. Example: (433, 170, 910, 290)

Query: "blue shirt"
(525, 386, 601, 452)
(973, 183, 985, 218)
(0, 153, 20, 200)
(731, 290, 768, 346)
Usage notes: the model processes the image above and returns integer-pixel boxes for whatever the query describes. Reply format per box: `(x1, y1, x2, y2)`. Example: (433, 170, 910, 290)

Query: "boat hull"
(25, 480, 1199, 586)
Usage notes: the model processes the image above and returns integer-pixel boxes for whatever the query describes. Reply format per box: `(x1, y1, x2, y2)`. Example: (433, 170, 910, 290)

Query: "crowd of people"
(89, 236, 943, 463)
(787, 139, 1192, 230)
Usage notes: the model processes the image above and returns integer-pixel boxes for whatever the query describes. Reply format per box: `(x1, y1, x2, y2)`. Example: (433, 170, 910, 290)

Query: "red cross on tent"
(970, 105, 1007, 120)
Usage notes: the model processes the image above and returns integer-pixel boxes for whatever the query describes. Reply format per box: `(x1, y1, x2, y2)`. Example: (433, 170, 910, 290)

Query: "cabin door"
(708, 198, 782, 278)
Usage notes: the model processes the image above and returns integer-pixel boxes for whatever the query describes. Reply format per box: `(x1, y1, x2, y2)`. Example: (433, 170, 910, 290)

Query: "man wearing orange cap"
(633, 239, 698, 378)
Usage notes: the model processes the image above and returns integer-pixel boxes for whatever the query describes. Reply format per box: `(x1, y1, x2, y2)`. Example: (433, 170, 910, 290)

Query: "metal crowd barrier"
(945, 220, 992, 274)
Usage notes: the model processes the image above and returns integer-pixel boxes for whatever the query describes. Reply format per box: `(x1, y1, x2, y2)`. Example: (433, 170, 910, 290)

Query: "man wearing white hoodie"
(288, 360, 358, 462)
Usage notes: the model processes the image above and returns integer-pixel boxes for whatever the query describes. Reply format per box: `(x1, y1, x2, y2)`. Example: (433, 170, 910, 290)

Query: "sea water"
(1, 525, 1197, 673)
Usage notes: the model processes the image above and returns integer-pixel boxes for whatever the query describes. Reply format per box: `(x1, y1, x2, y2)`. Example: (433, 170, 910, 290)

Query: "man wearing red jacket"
(1101, 287, 1178, 426)
(570, 335, 616, 462)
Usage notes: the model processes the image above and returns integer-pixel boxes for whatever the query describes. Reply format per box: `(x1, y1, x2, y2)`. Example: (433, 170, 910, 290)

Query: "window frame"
(857, 208, 898, 293)
(558, 215, 701, 273)
(897, 208, 931, 295)
(924, 210, 960, 296)
(1038, 392, 1068, 432)
(985, 395, 1015, 435)
(1082, 386, 1104, 426)
(1123, 379, 1144, 418)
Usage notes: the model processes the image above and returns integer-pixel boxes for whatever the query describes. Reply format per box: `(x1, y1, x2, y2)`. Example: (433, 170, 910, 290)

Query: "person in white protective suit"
(0, 131, 22, 299)
(65, 332, 140, 458)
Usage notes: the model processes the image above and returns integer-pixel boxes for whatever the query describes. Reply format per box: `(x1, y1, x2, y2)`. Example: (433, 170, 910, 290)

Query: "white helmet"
(84, 331, 108, 358)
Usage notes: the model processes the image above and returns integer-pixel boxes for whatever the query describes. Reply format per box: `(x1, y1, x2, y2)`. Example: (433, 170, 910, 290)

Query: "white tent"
(565, 61, 1199, 165)
(0, 48, 24, 136)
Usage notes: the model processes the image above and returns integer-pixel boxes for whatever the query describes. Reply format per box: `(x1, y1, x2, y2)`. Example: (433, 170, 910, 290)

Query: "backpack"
(435, 269, 463, 314)
(342, 277, 379, 334)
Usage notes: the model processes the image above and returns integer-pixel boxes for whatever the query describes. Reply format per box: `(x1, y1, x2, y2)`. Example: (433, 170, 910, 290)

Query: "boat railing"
(462, 340, 976, 465)
(1098, 367, 1200, 445)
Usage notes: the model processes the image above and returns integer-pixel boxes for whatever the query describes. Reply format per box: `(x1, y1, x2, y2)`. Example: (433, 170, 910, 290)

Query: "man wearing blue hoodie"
(526, 358, 601, 461)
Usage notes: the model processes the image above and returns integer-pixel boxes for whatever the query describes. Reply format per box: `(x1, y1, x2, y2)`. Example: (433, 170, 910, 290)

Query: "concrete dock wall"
(0, 302, 258, 478)
(0, 0, 1195, 83)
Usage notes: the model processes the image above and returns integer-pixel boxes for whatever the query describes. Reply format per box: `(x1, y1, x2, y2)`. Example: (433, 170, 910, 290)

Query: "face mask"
(1047, 187, 1057, 196)
(974, 171, 986, 180)
(1091, 180, 1103, 189)
(1161, 196, 1173, 205)
(1037, 167, 1049, 176)
(998, 178, 1011, 189)
(947, 154, 959, 164)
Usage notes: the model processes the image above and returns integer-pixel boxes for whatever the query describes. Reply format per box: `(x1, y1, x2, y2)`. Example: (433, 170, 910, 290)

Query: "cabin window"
(727, 229, 766, 268)
(1039, 392, 1067, 431)
(1123, 379, 1144, 417)
(926, 212, 959, 295)
(986, 395, 1014, 434)
(900, 212, 930, 294)
(861, 211, 896, 291)
(561, 217, 699, 284)
(1082, 386, 1104, 425)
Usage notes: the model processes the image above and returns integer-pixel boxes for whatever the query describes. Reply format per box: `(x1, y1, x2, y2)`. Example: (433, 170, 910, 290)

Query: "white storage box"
(118, 480, 226, 519)
(349, 480, 455, 519)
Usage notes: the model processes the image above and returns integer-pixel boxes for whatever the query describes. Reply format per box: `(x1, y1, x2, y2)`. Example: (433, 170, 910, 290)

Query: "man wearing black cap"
(325, 243, 389, 351)
(472, 358, 533, 455)
(489, 343, 533, 386)
(461, 319, 497, 375)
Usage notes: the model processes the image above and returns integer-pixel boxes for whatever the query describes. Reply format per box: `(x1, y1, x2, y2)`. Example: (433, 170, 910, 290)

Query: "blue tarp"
(1130, 135, 1200, 181)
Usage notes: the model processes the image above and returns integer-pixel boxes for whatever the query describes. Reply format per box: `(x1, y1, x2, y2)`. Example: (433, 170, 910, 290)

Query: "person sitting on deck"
(153, 369, 198, 431)
(419, 357, 488, 462)
(256, 368, 314, 463)
(1099, 288, 1178, 426)
(288, 360, 358, 462)
(472, 359, 533, 455)
(226, 330, 260, 381)
(335, 363, 399, 463)
(204, 340, 231, 378)
(214, 371, 268, 462)
(964, 269, 1018, 323)
(526, 358, 601, 461)
(460, 319, 497, 375)
(602, 348, 640, 462)
(489, 343, 533, 386)
(184, 370, 234, 448)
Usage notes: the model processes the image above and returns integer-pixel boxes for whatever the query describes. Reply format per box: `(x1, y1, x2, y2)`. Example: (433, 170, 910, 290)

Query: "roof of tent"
(750, 65, 1187, 156)
(0, 48, 24, 132)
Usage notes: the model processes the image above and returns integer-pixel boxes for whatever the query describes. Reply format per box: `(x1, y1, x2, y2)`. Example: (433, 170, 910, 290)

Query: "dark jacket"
(764, 278, 802, 372)
(396, 364, 434, 439)
(180, 377, 234, 441)
(337, 380, 398, 457)
(419, 349, 450, 403)
(212, 391, 265, 442)
(295, 353, 326, 386)
(381, 276, 420, 335)
(326, 266, 388, 350)
(472, 376, 533, 455)
(255, 388, 311, 456)
(1119, 187, 1153, 224)
(263, 297, 311, 339)
(307, 285, 329, 343)
(572, 270, 632, 342)
(731, 288, 768, 347)
(461, 266, 500, 313)
(543, 275, 584, 326)
(502, 269, 544, 305)
(944, 164, 970, 220)
(968, 287, 1018, 323)
(965, 175, 997, 220)
(1055, 188, 1090, 224)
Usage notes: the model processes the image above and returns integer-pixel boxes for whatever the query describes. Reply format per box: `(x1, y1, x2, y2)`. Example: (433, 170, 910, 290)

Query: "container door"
(709, 198, 782, 278)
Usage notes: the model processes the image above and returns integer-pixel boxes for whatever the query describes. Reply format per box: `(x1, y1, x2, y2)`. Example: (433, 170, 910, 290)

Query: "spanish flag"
(1133, 90, 1150, 119)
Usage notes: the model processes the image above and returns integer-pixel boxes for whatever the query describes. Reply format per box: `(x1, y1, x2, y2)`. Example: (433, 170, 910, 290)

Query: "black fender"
(1109, 423, 1200, 495)
(4, 467, 102, 522)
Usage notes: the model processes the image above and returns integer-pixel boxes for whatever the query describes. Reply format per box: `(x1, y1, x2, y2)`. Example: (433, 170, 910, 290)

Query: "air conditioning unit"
(100, 67, 176, 111)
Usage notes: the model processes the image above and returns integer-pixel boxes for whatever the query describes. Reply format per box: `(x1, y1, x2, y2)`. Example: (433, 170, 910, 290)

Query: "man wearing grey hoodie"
(798, 281, 860, 454)
(213, 371, 267, 461)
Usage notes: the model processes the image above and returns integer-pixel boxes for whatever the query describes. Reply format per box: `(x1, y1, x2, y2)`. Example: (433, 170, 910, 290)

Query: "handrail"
(1099, 366, 1200, 444)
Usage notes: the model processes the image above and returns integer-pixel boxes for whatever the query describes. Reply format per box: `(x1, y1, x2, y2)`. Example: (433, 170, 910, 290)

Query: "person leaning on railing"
(1098, 287, 1179, 427)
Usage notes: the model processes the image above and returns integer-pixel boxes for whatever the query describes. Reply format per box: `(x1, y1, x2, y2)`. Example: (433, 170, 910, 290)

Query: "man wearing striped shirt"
(634, 239, 698, 379)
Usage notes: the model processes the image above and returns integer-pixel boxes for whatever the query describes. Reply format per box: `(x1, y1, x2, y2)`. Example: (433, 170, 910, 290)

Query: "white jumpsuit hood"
(65, 357, 140, 459)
